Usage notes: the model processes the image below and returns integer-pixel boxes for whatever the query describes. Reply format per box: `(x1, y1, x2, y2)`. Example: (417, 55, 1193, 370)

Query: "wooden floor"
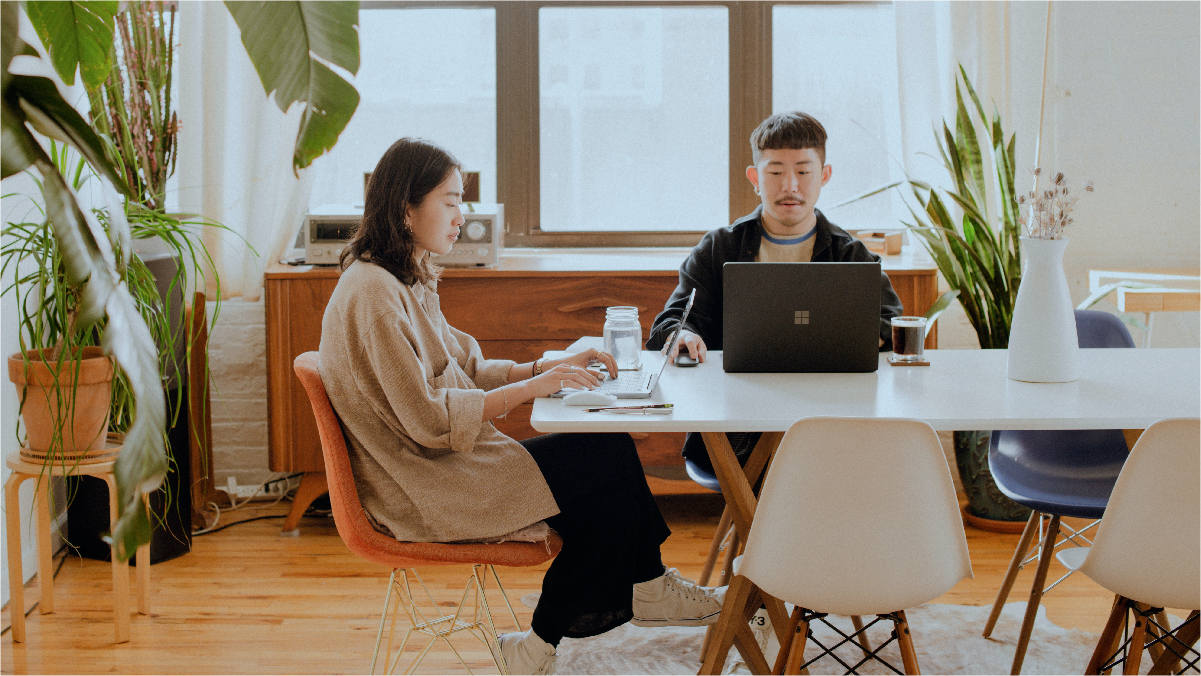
(0, 492, 1161, 675)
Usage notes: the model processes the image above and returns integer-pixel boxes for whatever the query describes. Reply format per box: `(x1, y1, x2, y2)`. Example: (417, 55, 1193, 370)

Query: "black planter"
(65, 249, 194, 564)
(953, 430, 1032, 522)
(66, 385, 193, 564)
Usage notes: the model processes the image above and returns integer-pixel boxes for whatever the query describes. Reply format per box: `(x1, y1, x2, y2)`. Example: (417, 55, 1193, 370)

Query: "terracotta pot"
(7, 347, 114, 458)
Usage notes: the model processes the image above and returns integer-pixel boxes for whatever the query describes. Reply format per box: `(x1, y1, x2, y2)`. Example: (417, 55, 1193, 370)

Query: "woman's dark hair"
(340, 138, 461, 285)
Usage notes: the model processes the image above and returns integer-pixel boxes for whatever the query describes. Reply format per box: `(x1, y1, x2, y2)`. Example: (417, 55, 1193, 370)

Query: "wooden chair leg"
(281, 471, 328, 533)
(851, 615, 873, 656)
(699, 506, 732, 587)
(1087, 595, 1130, 675)
(896, 610, 921, 675)
(1011, 515, 1061, 674)
(1122, 603, 1149, 675)
(701, 574, 758, 675)
(1148, 610, 1199, 675)
(1145, 611, 1167, 662)
(781, 608, 812, 675)
(718, 529, 742, 587)
(984, 511, 1040, 638)
(773, 606, 803, 675)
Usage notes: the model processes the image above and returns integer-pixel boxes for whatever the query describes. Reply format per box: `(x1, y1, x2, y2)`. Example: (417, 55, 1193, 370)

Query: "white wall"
(935, 1, 1199, 350)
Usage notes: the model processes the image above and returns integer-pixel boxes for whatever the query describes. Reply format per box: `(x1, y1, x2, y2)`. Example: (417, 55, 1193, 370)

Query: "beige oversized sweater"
(318, 261, 560, 542)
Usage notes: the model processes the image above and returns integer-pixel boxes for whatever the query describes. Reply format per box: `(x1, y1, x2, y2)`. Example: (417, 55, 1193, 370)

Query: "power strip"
(220, 475, 301, 501)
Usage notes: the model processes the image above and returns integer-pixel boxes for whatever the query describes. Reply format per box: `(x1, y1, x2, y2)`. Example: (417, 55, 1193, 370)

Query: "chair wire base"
(370, 564, 524, 675)
(783, 609, 919, 675)
(1089, 600, 1200, 675)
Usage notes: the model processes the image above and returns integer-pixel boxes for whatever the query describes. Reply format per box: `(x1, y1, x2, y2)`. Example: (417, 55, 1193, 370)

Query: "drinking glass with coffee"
(891, 316, 928, 363)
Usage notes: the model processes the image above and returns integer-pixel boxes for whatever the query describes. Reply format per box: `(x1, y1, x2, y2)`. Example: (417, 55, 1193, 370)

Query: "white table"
(532, 347, 1200, 670)
(531, 348, 1200, 433)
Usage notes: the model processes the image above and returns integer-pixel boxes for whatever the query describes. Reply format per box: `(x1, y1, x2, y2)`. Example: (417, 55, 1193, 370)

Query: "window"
(773, 4, 902, 231)
(317, 2, 898, 246)
(538, 7, 728, 232)
(308, 8, 497, 209)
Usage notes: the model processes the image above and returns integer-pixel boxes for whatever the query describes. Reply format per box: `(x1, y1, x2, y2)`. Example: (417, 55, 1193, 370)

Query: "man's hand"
(664, 328, 707, 363)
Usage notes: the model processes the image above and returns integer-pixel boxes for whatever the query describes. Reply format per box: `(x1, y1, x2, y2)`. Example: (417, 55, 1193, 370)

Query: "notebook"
(552, 288, 696, 399)
(722, 262, 881, 373)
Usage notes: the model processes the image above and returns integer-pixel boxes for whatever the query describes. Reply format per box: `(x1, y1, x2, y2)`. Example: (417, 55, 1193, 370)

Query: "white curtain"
(893, 1, 1053, 194)
(175, 2, 312, 301)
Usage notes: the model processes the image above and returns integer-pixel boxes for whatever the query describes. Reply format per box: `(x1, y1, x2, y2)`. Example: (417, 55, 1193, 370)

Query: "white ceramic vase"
(1007, 237, 1079, 382)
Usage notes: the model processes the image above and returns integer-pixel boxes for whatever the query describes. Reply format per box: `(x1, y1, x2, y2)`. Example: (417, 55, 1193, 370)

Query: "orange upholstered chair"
(293, 352, 562, 674)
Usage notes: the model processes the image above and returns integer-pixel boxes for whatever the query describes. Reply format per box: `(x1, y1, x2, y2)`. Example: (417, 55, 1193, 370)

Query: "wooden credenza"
(265, 248, 939, 531)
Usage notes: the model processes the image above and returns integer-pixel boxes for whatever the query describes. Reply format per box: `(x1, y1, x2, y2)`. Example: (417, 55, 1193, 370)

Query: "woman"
(318, 138, 722, 675)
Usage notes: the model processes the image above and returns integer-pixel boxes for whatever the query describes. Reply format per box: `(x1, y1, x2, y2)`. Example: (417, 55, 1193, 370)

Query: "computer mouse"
(562, 390, 619, 407)
(675, 354, 699, 367)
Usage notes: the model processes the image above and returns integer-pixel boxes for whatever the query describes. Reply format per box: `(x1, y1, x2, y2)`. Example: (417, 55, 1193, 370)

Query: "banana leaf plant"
(3, 0, 360, 560)
(840, 65, 1022, 350)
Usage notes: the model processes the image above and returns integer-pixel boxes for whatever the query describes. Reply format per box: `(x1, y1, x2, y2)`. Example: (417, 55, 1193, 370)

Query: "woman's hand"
(526, 361, 605, 398)
(557, 348, 619, 380)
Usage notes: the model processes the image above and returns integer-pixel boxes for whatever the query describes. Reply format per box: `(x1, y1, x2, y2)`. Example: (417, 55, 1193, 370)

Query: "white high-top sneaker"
(631, 567, 724, 627)
(497, 630, 557, 675)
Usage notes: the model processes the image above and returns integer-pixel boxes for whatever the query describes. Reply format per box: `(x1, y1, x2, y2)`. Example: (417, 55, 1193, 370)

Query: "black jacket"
(646, 206, 904, 352)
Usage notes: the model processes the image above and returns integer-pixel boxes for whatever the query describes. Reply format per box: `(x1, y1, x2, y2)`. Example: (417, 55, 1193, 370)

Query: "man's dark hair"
(750, 112, 828, 166)
(340, 138, 461, 285)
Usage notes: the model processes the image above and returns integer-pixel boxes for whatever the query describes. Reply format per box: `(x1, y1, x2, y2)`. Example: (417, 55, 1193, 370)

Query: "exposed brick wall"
(205, 300, 274, 489)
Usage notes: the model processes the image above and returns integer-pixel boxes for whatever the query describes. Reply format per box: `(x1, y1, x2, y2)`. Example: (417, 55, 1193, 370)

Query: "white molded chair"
(700, 417, 973, 675)
(1054, 417, 1200, 675)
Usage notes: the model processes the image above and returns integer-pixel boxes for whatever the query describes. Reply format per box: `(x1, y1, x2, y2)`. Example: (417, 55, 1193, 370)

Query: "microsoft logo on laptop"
(794, 310, 810, 325)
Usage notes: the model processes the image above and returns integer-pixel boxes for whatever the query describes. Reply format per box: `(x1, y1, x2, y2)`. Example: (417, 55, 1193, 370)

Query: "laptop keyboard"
(596, 369, 652, 395)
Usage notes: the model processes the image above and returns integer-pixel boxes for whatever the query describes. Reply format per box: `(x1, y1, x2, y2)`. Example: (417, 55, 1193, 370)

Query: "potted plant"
(843, 66, 1030, 527)
(3, 0, 362, 559)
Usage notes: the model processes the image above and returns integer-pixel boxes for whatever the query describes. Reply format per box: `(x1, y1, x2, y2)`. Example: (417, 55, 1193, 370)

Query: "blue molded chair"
(981, 309, 1136, 674)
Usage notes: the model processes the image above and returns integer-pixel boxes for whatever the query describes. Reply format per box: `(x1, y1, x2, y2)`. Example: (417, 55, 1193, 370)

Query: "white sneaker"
(729, 608, 778, 673)
(631, 567, 723, 627)
(497, 630, 556, 675)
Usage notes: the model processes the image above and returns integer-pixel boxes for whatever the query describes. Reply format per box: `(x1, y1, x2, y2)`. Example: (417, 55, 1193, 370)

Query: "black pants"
(520, 432, 671, 645)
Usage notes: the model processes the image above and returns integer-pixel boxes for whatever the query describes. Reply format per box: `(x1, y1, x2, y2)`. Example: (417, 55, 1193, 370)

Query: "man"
(646, 111, 902, 471)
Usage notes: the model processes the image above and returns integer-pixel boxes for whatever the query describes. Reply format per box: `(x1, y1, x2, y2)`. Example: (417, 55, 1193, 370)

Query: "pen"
(605, 408, 674, 415)
(584, 404, 673, 413)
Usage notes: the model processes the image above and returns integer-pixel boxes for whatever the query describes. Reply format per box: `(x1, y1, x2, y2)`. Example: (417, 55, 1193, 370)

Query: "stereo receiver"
(444, 203, 503, 267)
(302, 203, 504, 267)
(304, 205, 360, 265)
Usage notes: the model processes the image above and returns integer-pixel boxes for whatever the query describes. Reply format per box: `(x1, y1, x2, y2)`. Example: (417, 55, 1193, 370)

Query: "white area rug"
(520, 595, 1112, 675)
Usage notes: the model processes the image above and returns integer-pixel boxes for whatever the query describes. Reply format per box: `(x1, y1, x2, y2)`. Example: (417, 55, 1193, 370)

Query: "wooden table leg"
(103, 474, 131, 643)
(281, 471, 328, 534)
(702, 432, 763, 543)
(6, 472, 28, 643)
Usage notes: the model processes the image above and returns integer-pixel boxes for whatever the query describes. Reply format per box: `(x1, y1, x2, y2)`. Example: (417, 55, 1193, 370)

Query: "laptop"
(722, 262, 881, 373)
(552, 289, 696, 399)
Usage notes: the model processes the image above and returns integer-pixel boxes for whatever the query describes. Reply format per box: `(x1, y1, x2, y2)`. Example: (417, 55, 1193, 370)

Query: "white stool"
(5, 451, 150, 644)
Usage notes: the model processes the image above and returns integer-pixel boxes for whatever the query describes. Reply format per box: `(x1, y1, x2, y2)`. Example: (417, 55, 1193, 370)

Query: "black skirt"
(520, 432, 671, 644)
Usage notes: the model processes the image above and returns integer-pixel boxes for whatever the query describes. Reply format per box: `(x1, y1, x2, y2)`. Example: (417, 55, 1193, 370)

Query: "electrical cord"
(1, 542, 70, 636)
(192, 473, 302, 535)
(191, 513, 286, 536)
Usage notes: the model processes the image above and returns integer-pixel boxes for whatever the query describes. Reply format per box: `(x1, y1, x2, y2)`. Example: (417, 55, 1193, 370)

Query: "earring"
(754, 187, 760, 195)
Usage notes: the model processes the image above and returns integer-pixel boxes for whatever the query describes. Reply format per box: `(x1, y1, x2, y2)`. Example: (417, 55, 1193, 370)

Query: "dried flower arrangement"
(1018, 168, 1094, 239)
